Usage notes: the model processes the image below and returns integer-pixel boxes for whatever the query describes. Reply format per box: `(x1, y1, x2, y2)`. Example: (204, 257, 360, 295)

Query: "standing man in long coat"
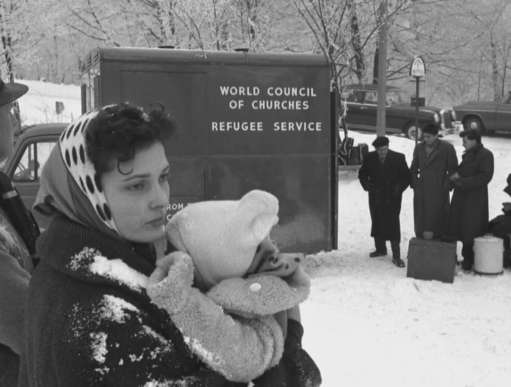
(358, 136, 410, 267)
(410, 123, 458, 239)
(0, 79, 32, 387)
(448, 129, 494, 271)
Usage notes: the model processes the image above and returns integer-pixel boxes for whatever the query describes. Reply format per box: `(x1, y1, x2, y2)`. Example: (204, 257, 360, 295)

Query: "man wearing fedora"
(448, 129, 494, 271)
(0, 78, 32, 386)
(358, 135, 410, 267)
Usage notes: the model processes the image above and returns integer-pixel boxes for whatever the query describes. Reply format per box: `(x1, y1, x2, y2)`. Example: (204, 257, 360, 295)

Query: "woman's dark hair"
(85, 103, 175, 176)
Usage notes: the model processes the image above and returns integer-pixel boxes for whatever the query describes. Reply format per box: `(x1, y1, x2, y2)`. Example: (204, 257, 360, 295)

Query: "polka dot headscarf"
(35, 109, 121, 236)
(58, 111, 119, 232)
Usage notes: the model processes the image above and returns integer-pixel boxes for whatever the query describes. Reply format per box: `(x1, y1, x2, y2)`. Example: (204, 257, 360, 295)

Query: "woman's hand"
(147, 251, 194, 314)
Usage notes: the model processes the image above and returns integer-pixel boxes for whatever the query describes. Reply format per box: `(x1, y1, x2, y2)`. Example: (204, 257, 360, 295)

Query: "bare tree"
(0, 0, 32, 80)
(348, 0, 364, 83)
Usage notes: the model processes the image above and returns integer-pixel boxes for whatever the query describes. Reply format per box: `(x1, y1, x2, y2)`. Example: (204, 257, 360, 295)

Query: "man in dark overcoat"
(0, 79, 31, 387)
(488, 174, 511, 267)
(448, 129, 494, 271)
(358, 136, 410, 267)
(410, 123, 458, 239)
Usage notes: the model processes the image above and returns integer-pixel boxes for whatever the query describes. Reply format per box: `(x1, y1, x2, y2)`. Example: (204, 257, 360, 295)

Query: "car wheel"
(404, 123, 422, 140)
(463, 117, 484, 132)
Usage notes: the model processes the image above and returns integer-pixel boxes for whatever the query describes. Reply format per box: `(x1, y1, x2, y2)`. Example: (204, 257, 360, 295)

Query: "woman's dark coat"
(448, 144, 494, 242)
(18, 216, 319, 387)
(358, 149, 410, 241)
(410, 139, 458, 238)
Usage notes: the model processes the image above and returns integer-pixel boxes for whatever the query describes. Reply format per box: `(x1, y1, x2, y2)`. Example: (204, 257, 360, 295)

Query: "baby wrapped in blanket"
(146, 190, 312, 383)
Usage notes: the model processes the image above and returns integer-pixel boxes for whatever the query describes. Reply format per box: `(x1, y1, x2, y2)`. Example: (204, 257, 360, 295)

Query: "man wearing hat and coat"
(488, 173, 511, 267)
(0, 78, 31, 386)
(358, 136, 410, 267)
(410, 123, 458, 240)
(448, 129, 494, 271)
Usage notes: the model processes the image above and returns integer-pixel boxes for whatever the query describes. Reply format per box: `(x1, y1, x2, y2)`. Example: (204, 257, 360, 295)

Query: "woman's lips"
(146, 216, 166, 227)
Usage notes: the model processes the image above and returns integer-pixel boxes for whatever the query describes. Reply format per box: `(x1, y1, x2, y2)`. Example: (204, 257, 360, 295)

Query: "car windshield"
(343, 88, 405, 106)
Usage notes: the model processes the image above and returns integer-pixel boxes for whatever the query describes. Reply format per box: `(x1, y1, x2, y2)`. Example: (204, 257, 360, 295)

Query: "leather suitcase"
(406, 237, 457, 283)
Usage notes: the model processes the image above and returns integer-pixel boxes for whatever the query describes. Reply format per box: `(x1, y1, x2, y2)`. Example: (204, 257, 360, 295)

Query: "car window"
(13, 141, 55, 182)
(344, 90, 366, 103)
(365, 91, 377, 104)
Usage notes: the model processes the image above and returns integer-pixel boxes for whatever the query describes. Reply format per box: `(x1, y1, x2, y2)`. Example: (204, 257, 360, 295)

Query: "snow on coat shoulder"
(67, 246, 149, 291)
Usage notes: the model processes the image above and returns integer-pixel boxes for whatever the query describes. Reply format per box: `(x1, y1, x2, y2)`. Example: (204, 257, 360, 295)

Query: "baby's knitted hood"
(167, 190, 279, 289)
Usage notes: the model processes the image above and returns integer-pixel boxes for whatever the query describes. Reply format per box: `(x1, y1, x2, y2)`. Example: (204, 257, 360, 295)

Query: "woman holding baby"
(19, 103, 321, 386)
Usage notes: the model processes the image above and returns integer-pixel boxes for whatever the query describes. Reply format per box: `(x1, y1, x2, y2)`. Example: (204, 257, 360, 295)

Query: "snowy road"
(302, 131, 511, 387)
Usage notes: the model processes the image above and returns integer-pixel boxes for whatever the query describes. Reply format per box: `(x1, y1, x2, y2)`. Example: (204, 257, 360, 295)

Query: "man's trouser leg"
(461, 240, 474, 270)
(369, 237, 387, 257)
(390, 240, 400, 259)
(391, 239, 405, 267)
(374, 237, 387, 253)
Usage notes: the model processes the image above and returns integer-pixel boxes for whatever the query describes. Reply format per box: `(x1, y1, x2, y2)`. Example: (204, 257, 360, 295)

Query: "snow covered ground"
(17, 79, 81, 125)
(303, 132, 511, 387)
(17, 80, 511, 387)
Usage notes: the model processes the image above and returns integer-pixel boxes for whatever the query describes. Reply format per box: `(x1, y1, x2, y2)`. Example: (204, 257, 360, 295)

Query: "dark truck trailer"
(81, 47, 337, 253)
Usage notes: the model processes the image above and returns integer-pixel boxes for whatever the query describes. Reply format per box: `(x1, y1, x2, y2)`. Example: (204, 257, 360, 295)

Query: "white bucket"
(474, 235, 504, 274)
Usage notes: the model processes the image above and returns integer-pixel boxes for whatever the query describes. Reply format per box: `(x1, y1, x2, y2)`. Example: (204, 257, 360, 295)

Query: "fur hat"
(167, 190, 279, 289)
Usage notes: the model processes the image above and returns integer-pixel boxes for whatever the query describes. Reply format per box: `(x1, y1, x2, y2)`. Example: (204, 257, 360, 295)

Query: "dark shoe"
(392, 257, 406, 267)
(369, 250, 387, 258)
(461, 261, 473, 271)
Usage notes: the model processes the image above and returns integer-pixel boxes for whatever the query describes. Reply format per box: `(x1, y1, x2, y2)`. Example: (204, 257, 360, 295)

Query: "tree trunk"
(238, 0, 259, 49)
(376, 0, 388, 136)
(490, 31, 500, 102)
(347, 0, 364, 83)
(500, 44, 510, 98)
(0, 0, 14, 81)
(213, 0, 230, 51)
(156, 0, 176, 46)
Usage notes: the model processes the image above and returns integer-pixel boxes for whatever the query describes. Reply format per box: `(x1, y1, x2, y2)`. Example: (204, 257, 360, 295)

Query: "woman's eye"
(159, 173, 169, 183)
(127, 182, 145, 191)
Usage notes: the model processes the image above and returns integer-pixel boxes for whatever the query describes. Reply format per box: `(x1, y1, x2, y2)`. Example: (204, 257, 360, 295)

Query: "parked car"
(453, 93, 511, 134)
(342, 84, 459, 139)
(4, 123, 67, 229)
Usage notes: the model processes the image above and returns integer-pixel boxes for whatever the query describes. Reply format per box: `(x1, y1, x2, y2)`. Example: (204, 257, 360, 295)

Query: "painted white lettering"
(228, 99, 245, 109)
(211, 121, 264, 132)
(273, 122, 323, 132)
(219, 86, 260, 96)
(250, 99, 310, 111)
(266, 87, 316, 97)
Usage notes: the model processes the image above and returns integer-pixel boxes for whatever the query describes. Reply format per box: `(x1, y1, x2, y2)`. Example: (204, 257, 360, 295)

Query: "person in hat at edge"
(488, 173, 511, 267)
(358, 135, 410, 267)
(0, 78, 31, 386)
(448, 129, 494, 271)
(410, 123, 458, 240)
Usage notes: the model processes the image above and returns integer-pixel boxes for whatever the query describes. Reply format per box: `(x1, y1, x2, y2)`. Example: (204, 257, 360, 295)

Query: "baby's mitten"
(147, 251, 194, 314)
